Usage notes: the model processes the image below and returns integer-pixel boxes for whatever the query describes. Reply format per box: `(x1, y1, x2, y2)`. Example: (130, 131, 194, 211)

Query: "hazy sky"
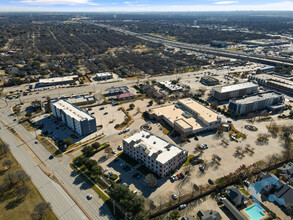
(1, 0, 293, 11)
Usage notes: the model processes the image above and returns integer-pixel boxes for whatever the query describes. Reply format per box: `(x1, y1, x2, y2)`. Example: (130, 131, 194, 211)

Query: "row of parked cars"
(170, 173, 185, 182)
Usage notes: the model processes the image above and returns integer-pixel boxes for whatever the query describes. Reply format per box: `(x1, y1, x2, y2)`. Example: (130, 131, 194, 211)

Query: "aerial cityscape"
(1, 2, 293, 220)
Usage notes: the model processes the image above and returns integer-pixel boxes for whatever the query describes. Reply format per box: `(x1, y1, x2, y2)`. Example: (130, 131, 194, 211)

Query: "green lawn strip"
(118, 153, 139, 167)
(184, 154, 195, 166)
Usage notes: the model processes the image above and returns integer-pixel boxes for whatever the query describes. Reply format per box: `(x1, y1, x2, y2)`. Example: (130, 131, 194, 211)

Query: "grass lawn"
(184, 154, 195, 166)
(118, 153, 139, 167)
(21, 121, 35, 132)
(0, 150, 57, 220)
(36, 135, 59, 156)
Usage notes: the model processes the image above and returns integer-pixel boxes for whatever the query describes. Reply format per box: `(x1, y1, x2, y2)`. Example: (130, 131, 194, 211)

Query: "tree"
(85, 159, 97, 170)
(82, 146, 95, 157)
(3, 173, 17, 187)
(15, 185, 30, 198)
(129, 103, 135, 109)
(2, 159, 13, 169)
(15, 170, 30, 185)
(30, 202, 51, 220)
(91, 165, 103, 176)
(46, 96, 51, 112)
(91, 142, 100, 149)
(63, 138, 72, 147)
(167, 210, 180, 220)
(145, 174, 157, 188)
(25, 112, 32, 117)
(0, 141, 9, 156)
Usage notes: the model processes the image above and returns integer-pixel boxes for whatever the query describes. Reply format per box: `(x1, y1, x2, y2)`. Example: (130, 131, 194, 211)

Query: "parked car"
(99, 107, 105, 110)
(117, 145, 123, 150)
(199, 144, 208, 150)
(179, 204, 187, 210)
(171, 194, 178, 200)
(13, 118, 17, 121)
(199, 166, 205, 172)
(86, 194, 92, 200)
(133, 190, 137, 194)
(103, 168, 108, 172)
(112, 150, 117, 154)
(208, 179, 214, 185)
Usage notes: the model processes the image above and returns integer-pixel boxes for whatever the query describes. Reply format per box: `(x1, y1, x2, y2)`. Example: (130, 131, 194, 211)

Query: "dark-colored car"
(208, 179, 214, 185)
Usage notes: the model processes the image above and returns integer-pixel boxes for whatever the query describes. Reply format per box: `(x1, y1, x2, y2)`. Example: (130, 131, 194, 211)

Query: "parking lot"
(32, 114, 81, 146)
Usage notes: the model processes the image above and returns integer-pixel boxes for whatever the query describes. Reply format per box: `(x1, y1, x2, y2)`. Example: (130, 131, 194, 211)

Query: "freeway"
(0, 102, 114, 220)
(96, 23, 293, 67)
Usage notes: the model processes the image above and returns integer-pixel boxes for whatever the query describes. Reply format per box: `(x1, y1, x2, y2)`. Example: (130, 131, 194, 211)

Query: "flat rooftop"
(39, 75, 78, 84)
(53, 100, 94, 122)
(159, 81, 183, 91)
(252, 74, 293, 86)
(213, 82, 258, 93)
(124, 130, 184, 164)
(231, 91, 283, 104)
(150, 98, 219, 130)
(96, 72, 112, 77)
(179, 98, 219, 123)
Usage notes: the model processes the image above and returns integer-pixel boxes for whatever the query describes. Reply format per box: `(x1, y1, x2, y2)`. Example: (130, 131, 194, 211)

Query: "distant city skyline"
(1, 0, 293, 12)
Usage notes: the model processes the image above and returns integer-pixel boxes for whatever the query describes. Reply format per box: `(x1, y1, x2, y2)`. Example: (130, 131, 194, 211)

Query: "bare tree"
(15, 185, 30, 198)
(15, 170, 30, 185)
(2, 159, 13, 169)
(0, 141, 9, 156)
(30, 202, 51, 220)
(3, 173, 17, 187)
(145, 174, 157, 188)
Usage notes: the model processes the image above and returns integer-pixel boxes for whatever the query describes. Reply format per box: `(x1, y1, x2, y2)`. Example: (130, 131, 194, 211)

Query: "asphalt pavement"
(0, 103, 114, 220)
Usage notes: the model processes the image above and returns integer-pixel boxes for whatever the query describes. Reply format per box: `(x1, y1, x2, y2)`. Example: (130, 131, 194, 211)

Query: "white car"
(112, 150, 117, 154)
(171, 194, 178, 200)
(103, 168, 108, 172)
(117, 145, 123, 150)
(179, 204, 186, 210)
(86, 194, 92, 200)
(133, 190, 137, 194)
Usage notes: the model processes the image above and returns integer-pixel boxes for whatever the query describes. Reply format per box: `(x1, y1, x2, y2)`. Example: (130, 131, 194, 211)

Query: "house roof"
(197, 210, 222, 220)
(226, 186, 248, 206)
(222, 198, 246, 220)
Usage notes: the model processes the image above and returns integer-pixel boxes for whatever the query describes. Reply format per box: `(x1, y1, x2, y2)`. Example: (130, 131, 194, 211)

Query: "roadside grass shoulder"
(0, 150, 57, 220)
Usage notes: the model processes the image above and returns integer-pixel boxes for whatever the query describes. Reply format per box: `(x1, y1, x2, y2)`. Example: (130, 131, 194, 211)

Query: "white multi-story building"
(51, 100, 97, 136)
(123, 130, 188, 177)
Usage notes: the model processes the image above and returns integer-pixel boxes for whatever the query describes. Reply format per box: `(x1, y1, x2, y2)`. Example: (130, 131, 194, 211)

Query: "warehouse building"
(39, 75, 78, 86)
(228, 91, 284, 115)
(96, 72, 113, 81)
(123, 130, 188, 177)
(147, 98, 222, 136)
(51, 100, 97, 136)
(212, 82, 258, 101)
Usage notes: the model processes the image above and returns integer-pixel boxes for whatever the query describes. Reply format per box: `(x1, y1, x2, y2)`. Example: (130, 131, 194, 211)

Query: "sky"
(1, 0, 293, 12)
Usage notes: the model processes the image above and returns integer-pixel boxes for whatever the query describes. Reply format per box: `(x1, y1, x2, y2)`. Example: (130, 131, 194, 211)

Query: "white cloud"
(214, 1, 238, 4)
(20, 0, 99, 5)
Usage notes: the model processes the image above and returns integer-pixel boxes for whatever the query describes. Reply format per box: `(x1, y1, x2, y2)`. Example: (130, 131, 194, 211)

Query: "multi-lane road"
(0, 102, 114, 220)
(95, 23, 293, 67)
(0, 63, 260, 220)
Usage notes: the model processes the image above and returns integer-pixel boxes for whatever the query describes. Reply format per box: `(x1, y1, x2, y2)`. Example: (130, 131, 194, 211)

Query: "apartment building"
(51, 100, 97, 136)
(228, 91, 284, 115)
(148, 98, 222, 136)
(212, 82, 258, 101)
(123, 130, 188, 177)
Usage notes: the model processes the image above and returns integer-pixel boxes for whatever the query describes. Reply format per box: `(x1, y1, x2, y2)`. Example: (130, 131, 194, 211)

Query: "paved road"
(4, 64, 260, 105)
(0, 104, 114, 220)
(0, 119, 87, 220)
